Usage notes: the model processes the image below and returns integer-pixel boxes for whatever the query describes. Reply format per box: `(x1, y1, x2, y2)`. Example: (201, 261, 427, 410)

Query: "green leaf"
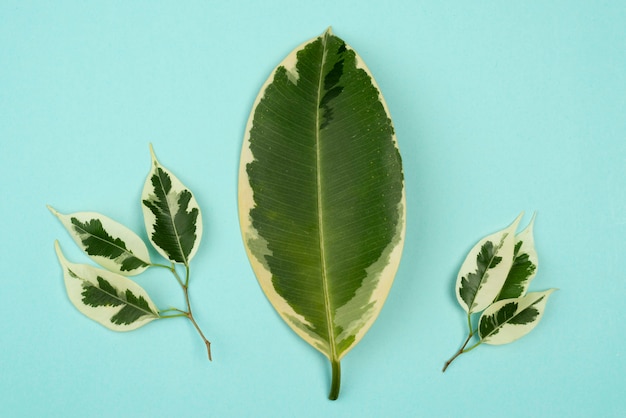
(142, 145, 203, 265)
(48, 207, 151, 276)
(478, 289, 556, 345)
(495, 215, 538, 301)
(238, 28, 405, 399)
(54, 241, 159, 331)
(456, 214, 522, 314)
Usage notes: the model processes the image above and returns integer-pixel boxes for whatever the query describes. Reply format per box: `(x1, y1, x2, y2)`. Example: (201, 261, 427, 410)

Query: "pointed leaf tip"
(54, 239, 64, 260)
(149, 143, 158, 165)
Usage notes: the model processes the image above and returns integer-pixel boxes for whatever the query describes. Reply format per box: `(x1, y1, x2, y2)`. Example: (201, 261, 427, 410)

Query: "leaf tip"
(518, 211, 537, 235)
(528, 212, 537, 232)
(149, 143, 159, 167)
(511, 211, 524, 230)
(53, 239, 65, 261)
(47, 205, 60, 217)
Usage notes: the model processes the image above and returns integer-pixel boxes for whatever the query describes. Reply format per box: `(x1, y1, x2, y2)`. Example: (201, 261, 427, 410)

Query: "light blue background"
(2, 1, 625, 417)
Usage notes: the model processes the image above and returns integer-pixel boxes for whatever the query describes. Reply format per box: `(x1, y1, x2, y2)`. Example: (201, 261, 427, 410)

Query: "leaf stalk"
(328, 359, 341, 401)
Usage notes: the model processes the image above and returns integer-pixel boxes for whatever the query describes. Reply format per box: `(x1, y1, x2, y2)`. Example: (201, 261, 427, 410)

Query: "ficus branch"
(153, 262, 212, 361)
(180, 270, 212, 361)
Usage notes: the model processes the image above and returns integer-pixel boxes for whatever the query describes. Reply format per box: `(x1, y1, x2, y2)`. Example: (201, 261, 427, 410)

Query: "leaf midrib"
(155, 165, 188, 266)
(468, 238, 504, 312)
(494, 241, 532, 301)
(481, 295, 544, 340)
(72, 222, 145, 266)
(315, 32, 336, 360)
(80, 274, 157, 318)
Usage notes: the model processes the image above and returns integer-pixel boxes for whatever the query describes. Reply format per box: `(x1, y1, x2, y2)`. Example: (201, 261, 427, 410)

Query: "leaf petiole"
(159, 307, 184, 314)
(150, 262, 173, 270)
(184, 264, 190, 287)
(159, 312, 188, 319)
(328, 359, 341, 400)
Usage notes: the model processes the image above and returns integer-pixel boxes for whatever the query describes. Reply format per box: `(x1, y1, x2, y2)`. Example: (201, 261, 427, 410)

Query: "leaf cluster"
(50, 145, 211, 359)
(443, 213, 556, 372)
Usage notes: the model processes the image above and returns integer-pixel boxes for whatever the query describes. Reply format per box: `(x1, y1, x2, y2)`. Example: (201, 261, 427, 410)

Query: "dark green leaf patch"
(81, 276, 157, 325)
(478, 301, 517, 339)
(111, 290, 155, 325)
(479, 296, 544, 340)
(459, 241, 501, 311)
(82, 276, 123, 308)
(496, 241, 537, 301)
(319, 53, 345, 129)
(70, 217, 149, 272)
(508, 305, 540, 325)
(143, 168, 199, 264)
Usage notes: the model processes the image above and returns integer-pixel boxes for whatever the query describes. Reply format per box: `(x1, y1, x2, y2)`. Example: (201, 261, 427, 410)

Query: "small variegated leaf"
(48, 206, 151, 276)
(479, 289, 556, 345)
(495, 215, 538, 301)
(141, 145, 203, 264)
(54, 241, 160, 331)
(456, 214, 523, 314)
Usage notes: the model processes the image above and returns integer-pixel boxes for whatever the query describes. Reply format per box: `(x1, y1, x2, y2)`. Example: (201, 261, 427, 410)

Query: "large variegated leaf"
(495, 215, 538, 301)
(478, 289, 556, 345)
(48, 206, 151, 276)
(238, 28, 405, 399)
(54, 241, 159, 331)
(142, 145, 202, 265)
(456, 214, 522, 314)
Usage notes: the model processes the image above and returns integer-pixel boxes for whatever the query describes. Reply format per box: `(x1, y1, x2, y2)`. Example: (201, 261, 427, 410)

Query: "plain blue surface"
(2, 1, 625, 417)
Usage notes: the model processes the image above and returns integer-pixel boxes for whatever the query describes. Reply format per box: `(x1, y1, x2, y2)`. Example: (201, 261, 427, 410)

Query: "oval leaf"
(54, 241, 159, 331)
(238, 28, 405, 399)
(495, 215, 538, 301)
(48, 206, 151, 276)
(478, 289, 556, 345)
(456, 214, 523, 314)
(141, 145, 203, 264)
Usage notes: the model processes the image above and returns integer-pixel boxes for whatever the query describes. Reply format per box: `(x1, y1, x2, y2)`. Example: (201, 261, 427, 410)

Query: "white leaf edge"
(48, 206, 151, 276)
(141, 145, 203, 264)
(456, 213, 523, 314)
(54, 241, 160, 331)
(480, 289, 556, 345)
